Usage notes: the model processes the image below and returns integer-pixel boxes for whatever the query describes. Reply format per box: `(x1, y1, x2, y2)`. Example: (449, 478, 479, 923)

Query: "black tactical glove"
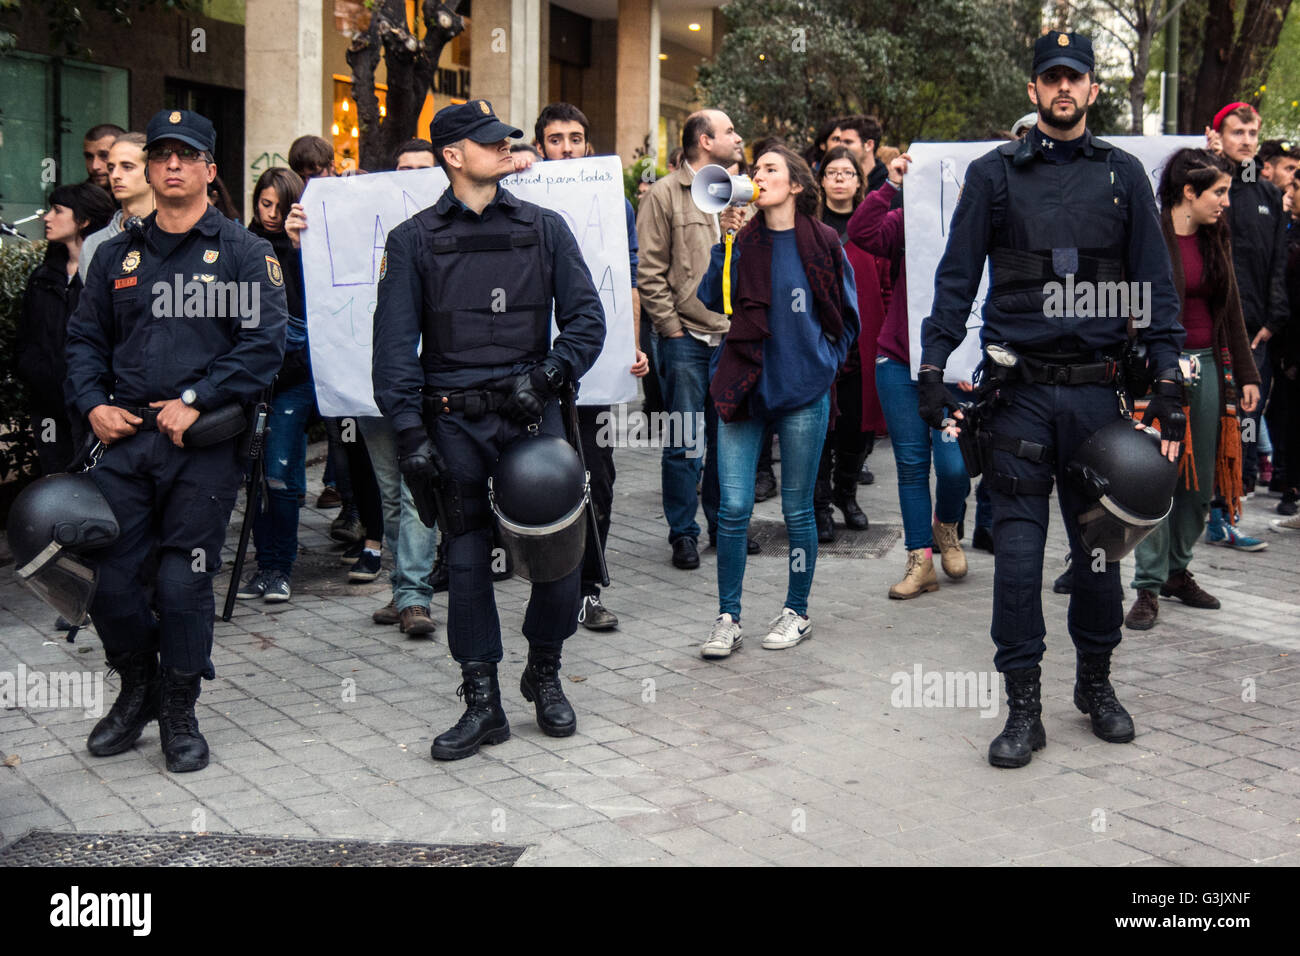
(397, 427, 440, 480)
(917, 367, 955, 430)
(501, 359, 566, 425)
(1141, 376, 1186, 445)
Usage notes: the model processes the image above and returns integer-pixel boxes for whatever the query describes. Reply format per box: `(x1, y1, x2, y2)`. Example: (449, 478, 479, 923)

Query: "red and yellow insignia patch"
(379, 251, 388, 281)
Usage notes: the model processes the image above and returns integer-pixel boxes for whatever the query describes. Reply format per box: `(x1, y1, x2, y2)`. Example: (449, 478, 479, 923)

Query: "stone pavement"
(2, 432, 1298, 867)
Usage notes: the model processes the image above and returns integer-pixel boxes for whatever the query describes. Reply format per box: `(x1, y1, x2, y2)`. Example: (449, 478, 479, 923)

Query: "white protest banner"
(903, 135, 1202, 382)
(300, 155, 636, 416)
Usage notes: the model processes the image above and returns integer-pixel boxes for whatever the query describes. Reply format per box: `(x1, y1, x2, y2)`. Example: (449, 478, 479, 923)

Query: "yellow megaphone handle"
(722, 232, 734, 315)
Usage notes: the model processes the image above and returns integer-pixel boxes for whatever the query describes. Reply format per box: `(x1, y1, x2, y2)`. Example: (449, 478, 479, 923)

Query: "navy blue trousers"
(985, 382, 1125, 672)
(87, 431, 241, 677)
(432, 401, 581, 664)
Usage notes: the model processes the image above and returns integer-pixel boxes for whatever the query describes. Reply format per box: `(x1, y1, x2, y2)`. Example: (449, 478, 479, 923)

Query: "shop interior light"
(331, 123, 340, 136)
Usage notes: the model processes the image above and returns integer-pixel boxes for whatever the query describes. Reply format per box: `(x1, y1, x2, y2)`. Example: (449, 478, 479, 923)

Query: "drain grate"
(747, 517, 901, 559)
(0, 830, 526, 867)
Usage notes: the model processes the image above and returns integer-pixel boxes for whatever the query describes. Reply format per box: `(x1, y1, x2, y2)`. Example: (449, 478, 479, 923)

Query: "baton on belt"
(562, 383, 609, 588)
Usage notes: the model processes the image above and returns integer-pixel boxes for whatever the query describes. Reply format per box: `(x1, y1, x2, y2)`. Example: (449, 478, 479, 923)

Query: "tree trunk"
(1182, 0, 1293, 132)
(348, 0, 464, 173)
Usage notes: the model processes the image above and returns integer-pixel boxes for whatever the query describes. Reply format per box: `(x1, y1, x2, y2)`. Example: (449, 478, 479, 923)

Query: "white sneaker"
(1270, 514, 1300, 533)
(701, 613, 742, 659)
(762, 607, 812, 649)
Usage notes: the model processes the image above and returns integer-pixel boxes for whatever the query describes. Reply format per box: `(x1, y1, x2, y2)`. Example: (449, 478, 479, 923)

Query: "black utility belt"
(114, 402, 246, 447)
(992, 355, 1120, 386)
(423, 388, 508, 422)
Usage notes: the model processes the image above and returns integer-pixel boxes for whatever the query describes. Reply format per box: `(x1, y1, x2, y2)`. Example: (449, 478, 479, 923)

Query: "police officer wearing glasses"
(919, 32, 1186, 768)
(372, 100, 605, 760)
(64, 109, 287, 772)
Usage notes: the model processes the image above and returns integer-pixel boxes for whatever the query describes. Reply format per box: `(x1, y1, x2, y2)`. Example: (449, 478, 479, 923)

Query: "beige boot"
(931, 520, 968, 580)
(889, 548, 939, 599)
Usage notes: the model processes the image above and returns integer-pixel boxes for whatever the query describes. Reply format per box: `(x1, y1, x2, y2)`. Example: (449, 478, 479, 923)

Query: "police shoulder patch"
(379, 251, 388, 281)
(266, 255, 283, 286)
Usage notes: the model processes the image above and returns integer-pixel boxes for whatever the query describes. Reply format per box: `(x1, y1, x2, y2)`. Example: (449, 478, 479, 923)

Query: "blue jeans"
(653, 332, 719, 542)
(252, 381, 314, 575)
(874, 358, 970, 551)
(716, 391, 830, 620)
(358, 416, 438, 610)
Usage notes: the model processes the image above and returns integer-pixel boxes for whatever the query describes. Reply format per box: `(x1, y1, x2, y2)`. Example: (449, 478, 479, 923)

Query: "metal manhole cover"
(0, 831, 526, 867)
(747, 517, 901, 559)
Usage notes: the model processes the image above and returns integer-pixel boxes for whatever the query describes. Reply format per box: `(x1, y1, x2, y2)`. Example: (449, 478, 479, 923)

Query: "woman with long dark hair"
(812, 145, 888, 542)
(694, 144, 860, 657)
(1125, 148, 1260, 629)
(849, 152, 971, 598)
(17, 182, 115, 473)
(235, 167, 317, 603)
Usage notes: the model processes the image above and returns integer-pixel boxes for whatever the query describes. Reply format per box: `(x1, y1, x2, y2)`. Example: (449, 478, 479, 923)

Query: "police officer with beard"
(919, 32, 1186, 768)
(65, 109, 287, 772)
(372, 101, 605, 760)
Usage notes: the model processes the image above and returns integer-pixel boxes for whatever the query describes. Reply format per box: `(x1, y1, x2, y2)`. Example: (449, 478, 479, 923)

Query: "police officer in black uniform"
(66, 109, 287, 772)
(918, 32, 1186, 768)
(372, 100, 605, 760)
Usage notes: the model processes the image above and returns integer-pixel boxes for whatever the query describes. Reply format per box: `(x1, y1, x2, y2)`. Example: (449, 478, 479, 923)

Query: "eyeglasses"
(823, 170, 858, 181)
(147, 145, 206, 163)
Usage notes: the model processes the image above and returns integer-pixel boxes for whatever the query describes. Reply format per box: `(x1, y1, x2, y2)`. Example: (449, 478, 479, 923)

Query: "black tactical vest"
(419, 201, 554, 372)
(986, 136, 1129, 344)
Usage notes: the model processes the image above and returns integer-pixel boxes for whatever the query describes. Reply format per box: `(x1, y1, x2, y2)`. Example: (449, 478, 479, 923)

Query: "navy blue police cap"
(145, 109, 217, 154)
(428, 100, 523, 150)
(1032, 31, 1094, 77)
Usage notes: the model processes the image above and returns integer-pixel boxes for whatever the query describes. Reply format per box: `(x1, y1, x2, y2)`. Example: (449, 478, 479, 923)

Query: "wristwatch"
(181, 388, 199, 408)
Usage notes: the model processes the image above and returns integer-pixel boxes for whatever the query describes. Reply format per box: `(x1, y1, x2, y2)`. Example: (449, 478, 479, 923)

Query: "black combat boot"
(814, 475, 837, 543)
(431, 662, 510, 760)
(988, 665, 1047, 768)
(832, 458, 869, 530)
(520, 648, 577, 737)
(158, 668, 209, 772)
(87, 649, 160, 756)
(1073, 650, 1136, 743)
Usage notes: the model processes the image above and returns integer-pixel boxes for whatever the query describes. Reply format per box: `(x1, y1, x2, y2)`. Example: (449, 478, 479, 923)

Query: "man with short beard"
(1206, 105, 1291, 511)
(919, 31, 1185, 769)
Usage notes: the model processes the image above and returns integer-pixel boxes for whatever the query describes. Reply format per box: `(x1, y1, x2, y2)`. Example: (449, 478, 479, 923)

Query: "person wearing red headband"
(1204, 101, 1292, 521)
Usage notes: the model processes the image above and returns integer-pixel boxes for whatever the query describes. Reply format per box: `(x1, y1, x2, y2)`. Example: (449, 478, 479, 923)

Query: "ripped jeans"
(251, 381, 315, 575)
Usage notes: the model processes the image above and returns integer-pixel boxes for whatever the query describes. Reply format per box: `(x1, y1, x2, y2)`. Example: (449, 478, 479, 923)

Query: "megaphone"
(690, 164, 760, 215)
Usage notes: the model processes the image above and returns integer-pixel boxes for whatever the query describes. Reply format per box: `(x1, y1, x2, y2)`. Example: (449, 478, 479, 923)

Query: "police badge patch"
(122, 250, 141, 273)
(266, 255, 283, 286)
(203, 249, 219, 264)
(379, 251, 388, 281)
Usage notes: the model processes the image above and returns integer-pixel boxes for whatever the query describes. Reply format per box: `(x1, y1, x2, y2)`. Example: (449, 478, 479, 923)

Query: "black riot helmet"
(1067, 418, 1178, 562)
(489, 434, 589, 583)
(7, 473, 119, 624)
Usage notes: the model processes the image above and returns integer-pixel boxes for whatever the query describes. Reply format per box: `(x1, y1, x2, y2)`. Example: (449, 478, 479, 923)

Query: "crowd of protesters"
(11, 97, 1299, 653)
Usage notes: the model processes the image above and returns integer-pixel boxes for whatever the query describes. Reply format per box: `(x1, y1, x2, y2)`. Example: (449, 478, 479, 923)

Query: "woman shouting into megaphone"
(693, 143, 861, 661)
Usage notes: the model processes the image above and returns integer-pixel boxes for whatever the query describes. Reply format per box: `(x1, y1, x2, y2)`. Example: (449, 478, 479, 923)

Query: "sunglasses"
(147, 145, 207, 163)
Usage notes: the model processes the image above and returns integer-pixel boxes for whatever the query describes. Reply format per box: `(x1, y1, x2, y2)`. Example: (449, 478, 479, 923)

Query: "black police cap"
(145, 109, 217, 154)
(1032, 31, 1094, 77)
(428, 100, 523, 150)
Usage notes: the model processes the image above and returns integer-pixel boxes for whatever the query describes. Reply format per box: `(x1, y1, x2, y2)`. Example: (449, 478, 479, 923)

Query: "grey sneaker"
(236, 570, 272, 600)
(578, 594, 618, 631)
(263, 571, 292, 603)
(701, 613, 742, 659)
(761, 607, 813, 649)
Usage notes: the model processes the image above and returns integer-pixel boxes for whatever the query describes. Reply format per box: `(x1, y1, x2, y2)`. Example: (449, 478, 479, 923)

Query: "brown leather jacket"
(635, 164, 731, 338)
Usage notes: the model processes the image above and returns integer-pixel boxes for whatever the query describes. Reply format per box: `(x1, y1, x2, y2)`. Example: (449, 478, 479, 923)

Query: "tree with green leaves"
(696, 0, 1046, 149)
